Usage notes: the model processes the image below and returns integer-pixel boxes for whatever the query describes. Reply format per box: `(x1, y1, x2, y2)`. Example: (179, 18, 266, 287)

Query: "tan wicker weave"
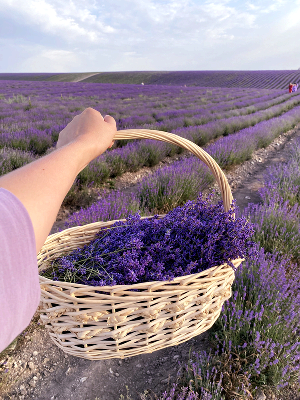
(38, 129, 244, 360)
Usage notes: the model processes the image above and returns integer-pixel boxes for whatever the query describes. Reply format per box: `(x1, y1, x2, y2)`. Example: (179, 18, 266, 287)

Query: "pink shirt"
(0, 188, 40, 352)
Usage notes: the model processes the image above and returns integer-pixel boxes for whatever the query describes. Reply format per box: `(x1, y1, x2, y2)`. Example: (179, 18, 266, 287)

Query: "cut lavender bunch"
(42, 192, 255, 286)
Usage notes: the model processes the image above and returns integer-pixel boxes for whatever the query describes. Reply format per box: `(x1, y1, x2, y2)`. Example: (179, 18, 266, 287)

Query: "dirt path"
(229, 132, 297, 214)
(2, 125, 300, 400)
(71, 73, 100, 83)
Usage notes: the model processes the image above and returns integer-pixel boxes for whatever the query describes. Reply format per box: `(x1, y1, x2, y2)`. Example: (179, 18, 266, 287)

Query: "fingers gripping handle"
(115, 129, 233, 213)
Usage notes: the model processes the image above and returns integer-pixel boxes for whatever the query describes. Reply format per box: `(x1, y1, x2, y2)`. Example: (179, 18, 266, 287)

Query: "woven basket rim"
(39, 259, 243, 290)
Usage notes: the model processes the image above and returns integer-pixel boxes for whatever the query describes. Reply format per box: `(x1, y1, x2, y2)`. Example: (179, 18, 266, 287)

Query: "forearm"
(0, 141, 89, 254)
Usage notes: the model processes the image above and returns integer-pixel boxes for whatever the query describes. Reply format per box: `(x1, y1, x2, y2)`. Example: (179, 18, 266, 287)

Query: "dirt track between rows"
(2, 124, 300, 400)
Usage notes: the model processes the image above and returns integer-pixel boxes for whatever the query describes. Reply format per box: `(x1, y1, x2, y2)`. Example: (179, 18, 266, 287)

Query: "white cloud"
(260, 0, 286, 13)
(246, 3, 260, 11)
(0, 0, 115, 44)
(278, 5, 300, 30)
(123, 52, 137, 56)
(205, 28, 235, 40)
(0, 0, 299, 72)
(246, 0, 287, 14)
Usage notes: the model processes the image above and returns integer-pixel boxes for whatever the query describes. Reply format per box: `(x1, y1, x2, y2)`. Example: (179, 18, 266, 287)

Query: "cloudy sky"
(0, 0, 299, 72)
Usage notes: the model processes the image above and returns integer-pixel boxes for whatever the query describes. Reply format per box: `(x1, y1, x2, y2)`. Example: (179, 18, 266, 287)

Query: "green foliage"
(166, 143, 182, 157)
(183, 118, 193, 127)
(7, 138, 29, 152)
(0, 150, 35, 175)
(51, 131, 60, 143)
(247, 202, 300, 261)
(69, 106, 83, 112)
(138, 168, 214, 213)
(62, 183, 99, 209)
(140, 144, 163, 168)
(179, 351, 225, 399)
(260, 152, 300, 208)
(106, 154, 127, 177)
(114, 139, 134, 148)
(212, 252, 300, 397)
(60, 95, 79, 101)
(29, 136, 52, 155)
(78, 162, 110, 186)
(4, 93, 28, 104)
(24, 97, 33, 111)
(118, 386, 133, 399)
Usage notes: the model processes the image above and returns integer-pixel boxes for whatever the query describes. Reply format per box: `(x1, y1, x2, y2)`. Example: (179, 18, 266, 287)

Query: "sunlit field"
(0, 77, 300, 399)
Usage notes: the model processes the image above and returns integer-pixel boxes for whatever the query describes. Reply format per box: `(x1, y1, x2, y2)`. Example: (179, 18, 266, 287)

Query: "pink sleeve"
(0, 188, 40, 352)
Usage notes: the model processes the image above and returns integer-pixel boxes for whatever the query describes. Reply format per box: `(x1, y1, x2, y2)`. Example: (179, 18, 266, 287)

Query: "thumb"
(104, 115, 116, 148)
(104, 115, 116, 128)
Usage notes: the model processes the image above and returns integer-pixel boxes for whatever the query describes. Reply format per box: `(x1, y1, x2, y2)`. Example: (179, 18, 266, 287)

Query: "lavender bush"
(210, 245, 300, 397)
(160, 380, 218, 400)
(259, 139, 300, 207)
(137, 159, 214, 213)
(62, 180, 100, 209)
(156, 136, 300, 400)
(244, 198, 300, 261)
(0, 147, 36, 175)
(168, 351, 225, 400)
(65, 190, 141, 228)
(160, 246, 300, 400)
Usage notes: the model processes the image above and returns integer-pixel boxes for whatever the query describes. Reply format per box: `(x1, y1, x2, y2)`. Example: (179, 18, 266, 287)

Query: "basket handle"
(115, 129, 233, 213)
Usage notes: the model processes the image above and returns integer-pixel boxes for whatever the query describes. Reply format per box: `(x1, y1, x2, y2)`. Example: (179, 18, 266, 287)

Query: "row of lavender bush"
(82, 70, 300, 90)
(0, 82, 286, 161)
(0, 84, 282, 158)
(70, 92, 300, 194)
(148, 132, 300, 399)
(0, 80, 271, 130)
(1, 81, 295, 208)
(65, 103, 300, 227)
(117, 91, 290, 131)
(2, 70, 300, 89)
(132, 91, 294, 133)
(0, 81, 287, 154)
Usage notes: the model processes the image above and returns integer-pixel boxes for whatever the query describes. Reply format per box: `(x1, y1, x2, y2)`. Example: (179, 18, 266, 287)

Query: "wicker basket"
(38, 129, 244, 360)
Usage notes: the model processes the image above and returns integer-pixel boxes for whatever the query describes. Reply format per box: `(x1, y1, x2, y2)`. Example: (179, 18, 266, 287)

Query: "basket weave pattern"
(38, 129, 243, 360)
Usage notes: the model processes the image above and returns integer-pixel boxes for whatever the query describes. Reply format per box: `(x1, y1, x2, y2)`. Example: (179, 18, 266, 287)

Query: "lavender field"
(2, 77, 300, 226)
(1, 70, 300, 89)
(1, 77, 300, 399)
(1, 79, 299, 209)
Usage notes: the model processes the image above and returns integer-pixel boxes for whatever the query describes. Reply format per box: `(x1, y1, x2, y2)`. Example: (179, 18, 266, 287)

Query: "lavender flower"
(43, 193, 255, 286)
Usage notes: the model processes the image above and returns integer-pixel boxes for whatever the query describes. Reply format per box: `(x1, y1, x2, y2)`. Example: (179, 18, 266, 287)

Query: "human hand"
(56, 107, 116, 163)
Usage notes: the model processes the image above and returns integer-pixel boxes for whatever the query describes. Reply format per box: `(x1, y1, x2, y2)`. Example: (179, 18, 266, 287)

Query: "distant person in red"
(289, 83, 293, 93)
